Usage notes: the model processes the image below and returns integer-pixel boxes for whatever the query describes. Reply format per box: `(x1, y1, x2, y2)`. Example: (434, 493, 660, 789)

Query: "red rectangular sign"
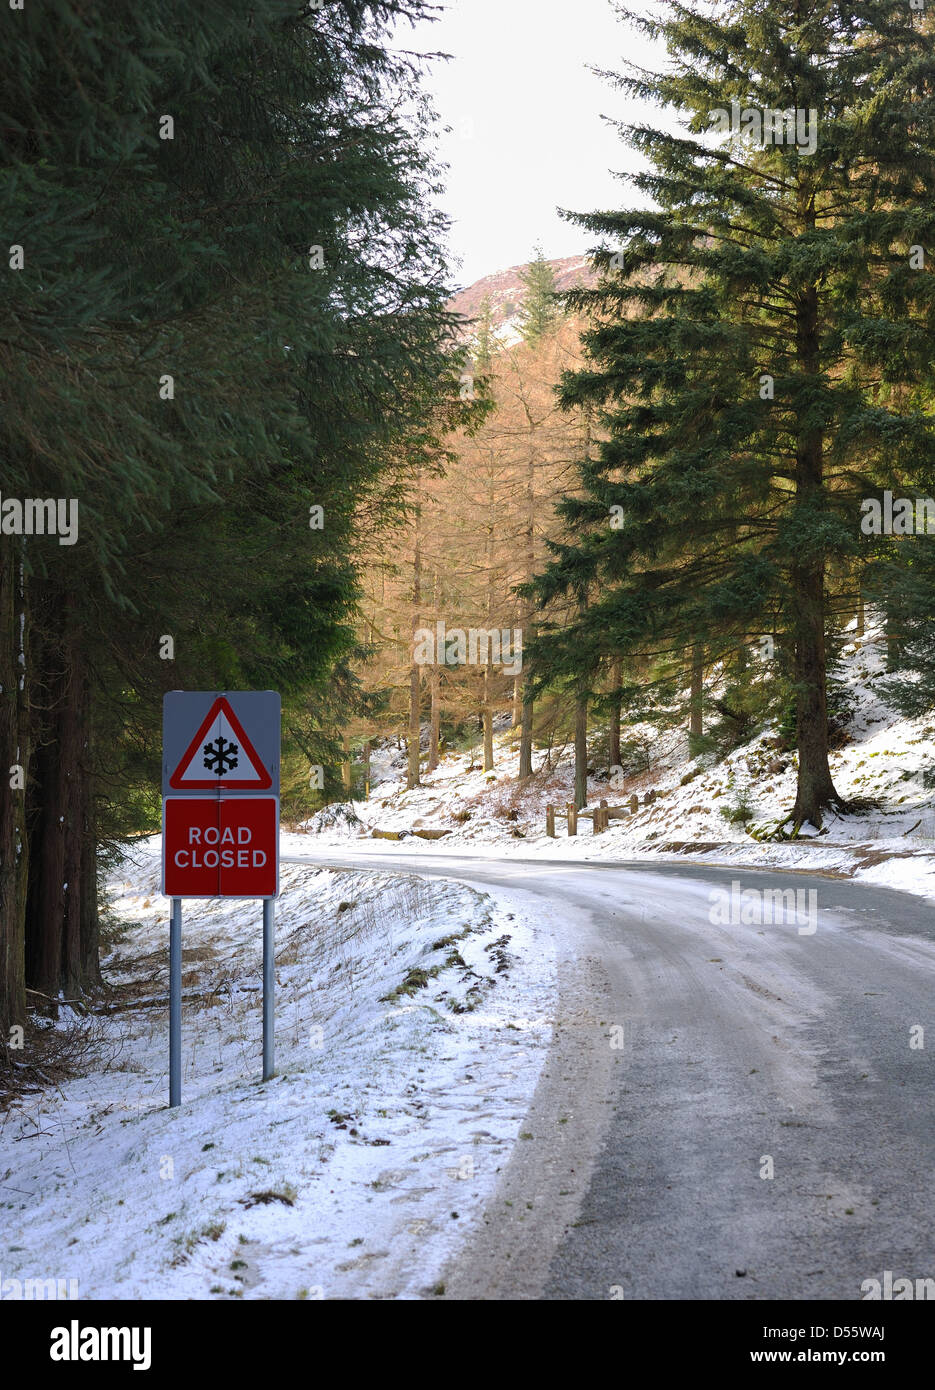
(163, 797, 278, 898)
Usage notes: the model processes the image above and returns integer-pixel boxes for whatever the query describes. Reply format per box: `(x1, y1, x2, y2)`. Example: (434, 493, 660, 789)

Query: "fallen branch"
(25, 988, 87, 1009)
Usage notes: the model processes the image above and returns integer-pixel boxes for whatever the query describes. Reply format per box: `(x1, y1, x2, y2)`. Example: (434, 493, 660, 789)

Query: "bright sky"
(401, 0, 667, 286)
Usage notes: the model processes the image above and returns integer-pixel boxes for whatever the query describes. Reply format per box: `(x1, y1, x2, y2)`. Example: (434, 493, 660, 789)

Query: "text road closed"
(164, 798, 277, 896)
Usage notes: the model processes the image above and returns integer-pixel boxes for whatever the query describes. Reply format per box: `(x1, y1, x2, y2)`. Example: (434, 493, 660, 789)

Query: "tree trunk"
(26, 634, 67, 1000)
(689, 645, 703, 740)
(26, 591, 95, 1001)
(518, 678, 534, 779)
(428, 664, 440, 771)
(341, 733, 351, 795)
(518, 440, 537, 776)
(790, 569, 840, 829)
(482, 662, 493, 772)
(884, 598, 902, 672)
(574, 690, 588, 810)
(407, 476, 422, 790)
(362, 740, 371, 798)
(609, 656, 622, 767)
(789, 282, 843, 831)
(407, 661, 421, 789)
(482, 469, 496, 774)
(0, 542, 28, 1044)
(79, 769, 100, 991)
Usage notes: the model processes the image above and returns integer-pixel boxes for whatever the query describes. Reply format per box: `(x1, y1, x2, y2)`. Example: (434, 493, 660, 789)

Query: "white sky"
(400, 0, 668, 286)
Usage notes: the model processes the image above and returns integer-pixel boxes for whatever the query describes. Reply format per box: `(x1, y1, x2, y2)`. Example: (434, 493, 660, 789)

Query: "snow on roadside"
(0, 838, 555, 1300)
(299, 621, 935, 904)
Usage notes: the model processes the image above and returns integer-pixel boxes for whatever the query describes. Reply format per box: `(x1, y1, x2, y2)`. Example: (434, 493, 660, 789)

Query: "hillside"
(447, 253, 597, 343)
(299, 616, 935, 900)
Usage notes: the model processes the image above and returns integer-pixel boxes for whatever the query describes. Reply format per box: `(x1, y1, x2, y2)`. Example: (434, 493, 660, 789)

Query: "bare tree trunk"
(407, 477, 422, 790)
(884, 598, 902, 672)
(689, 644, 703, 740)
(482, 472, 495, 772)
(517, 435, 539, 776)
(26, 590, 94, 1001)
(79, 774, 100, 990)
(0, 542, 28, 1043)
(341, 733, 351, 795)
(790, 281, 843, 830)
(609, 656, 622, 767)
(429, 664, 440, 771)
(27, 622, 67, 1000)
(362, 740, 371, 798)
(518, 680, 534, 780)
(574, 690, 588, 810)
(408, 663, 421, 788)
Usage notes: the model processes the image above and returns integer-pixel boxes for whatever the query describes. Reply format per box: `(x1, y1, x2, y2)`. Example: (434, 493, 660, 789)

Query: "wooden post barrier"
(629, 793, 639, 814)
(552, 802, 631, 833)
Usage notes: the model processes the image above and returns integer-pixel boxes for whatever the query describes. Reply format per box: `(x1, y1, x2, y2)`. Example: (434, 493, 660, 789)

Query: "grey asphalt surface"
(284, 848, 935, 1300)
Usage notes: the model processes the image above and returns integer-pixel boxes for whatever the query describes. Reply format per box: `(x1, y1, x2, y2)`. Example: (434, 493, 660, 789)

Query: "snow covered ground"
(300, 621, 935, 903)
(0, 843, 556, 1300)
(4, 619, 933, 1302)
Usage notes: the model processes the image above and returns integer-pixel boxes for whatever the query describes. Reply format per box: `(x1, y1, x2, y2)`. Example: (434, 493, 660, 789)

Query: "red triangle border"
(169, 696, 273, 790)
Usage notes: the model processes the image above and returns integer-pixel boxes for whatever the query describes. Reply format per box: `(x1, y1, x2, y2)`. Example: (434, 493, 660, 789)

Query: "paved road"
(284, 848, 935, 1300)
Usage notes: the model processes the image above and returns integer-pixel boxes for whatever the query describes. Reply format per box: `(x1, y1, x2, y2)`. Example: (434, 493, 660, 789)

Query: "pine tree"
(474, 295, 496, 371)
(0, 0, 460, 1040)
(517, 246, 561, 347)
(530, 0, 935, 835)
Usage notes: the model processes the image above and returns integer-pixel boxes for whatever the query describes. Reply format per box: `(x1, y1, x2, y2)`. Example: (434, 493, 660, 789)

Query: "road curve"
(283, 848, 935, 1300)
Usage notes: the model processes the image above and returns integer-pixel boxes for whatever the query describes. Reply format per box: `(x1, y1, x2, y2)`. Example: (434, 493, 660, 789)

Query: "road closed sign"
(162, 690, 282, 1104)
(161, 690, 280, 899)
(162, 796, 278, 897)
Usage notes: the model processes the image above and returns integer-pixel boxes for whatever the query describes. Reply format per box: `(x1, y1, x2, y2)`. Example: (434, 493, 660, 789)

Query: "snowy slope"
(300, 619, 935, 903)
(1, 845, 556, 1300)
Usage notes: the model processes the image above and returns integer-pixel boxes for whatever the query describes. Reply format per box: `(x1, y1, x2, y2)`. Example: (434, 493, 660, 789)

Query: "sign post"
(169, 897, 182, 1108)
(162, 690, 280, 1107)
(263, 898, 275, 1081)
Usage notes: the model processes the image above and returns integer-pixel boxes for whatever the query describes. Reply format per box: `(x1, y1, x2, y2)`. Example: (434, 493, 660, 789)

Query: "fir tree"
(530, 0, 935, 835)
(517, 245, 561, 346)
(0, 0, 459, 1038)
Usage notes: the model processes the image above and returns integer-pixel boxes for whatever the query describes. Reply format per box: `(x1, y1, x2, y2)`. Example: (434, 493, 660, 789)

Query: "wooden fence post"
(546, 804, 555, 837)
(629, 793, 639, 815)
(566, 801, 577, 836)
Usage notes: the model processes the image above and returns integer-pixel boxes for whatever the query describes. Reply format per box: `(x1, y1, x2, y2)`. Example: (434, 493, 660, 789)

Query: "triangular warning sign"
(169, 696, 272, 790)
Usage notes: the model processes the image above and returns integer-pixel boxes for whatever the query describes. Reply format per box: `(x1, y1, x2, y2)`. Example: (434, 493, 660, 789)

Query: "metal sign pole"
(262, 897, 275, 1080)
(169, 897, 182, 1107)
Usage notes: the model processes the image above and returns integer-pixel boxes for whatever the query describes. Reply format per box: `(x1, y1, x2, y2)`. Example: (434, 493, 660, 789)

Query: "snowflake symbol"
(203, 735, 239, 776)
